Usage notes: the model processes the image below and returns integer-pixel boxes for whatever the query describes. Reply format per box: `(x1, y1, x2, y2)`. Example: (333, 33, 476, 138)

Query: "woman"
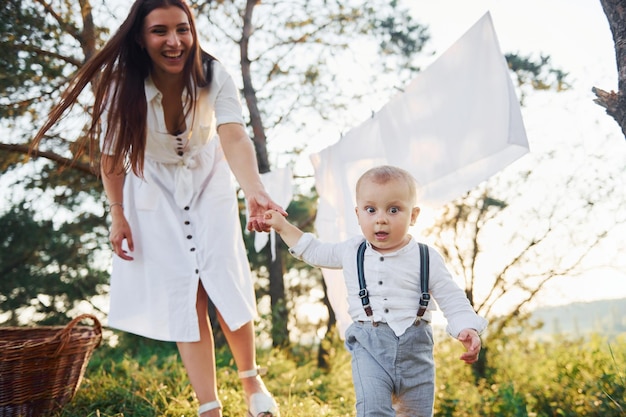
(31, 1, 284, 416)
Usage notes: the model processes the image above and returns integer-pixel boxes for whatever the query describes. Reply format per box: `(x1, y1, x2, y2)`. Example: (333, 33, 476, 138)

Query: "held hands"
(262, 209, 288, 232)
(457, 328, 481, 364)
(245, 190, 287, 232)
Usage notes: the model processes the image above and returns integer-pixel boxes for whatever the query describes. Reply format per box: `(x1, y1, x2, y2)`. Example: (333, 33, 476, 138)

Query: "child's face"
(355, 178, 420, 254)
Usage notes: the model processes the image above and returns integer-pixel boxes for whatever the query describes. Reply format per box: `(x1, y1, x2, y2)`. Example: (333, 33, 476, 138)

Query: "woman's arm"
(101, 154, 134, 260)
(217, 123, 287, 231)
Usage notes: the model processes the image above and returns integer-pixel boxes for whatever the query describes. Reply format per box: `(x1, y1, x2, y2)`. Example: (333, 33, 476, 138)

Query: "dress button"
(176, 137, 182, 141)
(187, 235, 192, 239)
(178, 151, 183, 156)
(378, 281, 383, 285)
(190, 247, 196, 252)
(184, 206, 190, 211)
(379, 257, 384, 262)
(384, 308, 389, 313)
(184, 221, 190, 225)
(195, 269, 199, 274)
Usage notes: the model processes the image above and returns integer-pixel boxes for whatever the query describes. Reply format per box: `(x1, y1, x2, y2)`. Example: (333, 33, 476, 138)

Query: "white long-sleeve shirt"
(289, 233, 488, 337)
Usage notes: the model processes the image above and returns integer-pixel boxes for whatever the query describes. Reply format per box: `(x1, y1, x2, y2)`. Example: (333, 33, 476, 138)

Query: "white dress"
(106, 60, 257, 342)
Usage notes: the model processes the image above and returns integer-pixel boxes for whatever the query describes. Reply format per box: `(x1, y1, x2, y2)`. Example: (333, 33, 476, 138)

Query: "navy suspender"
(356, 241, 373, 316)
(356, 240, 430, 319)
(417, 242, 431, 317)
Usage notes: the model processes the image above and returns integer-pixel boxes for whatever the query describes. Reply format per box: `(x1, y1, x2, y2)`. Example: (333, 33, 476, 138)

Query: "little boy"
(264, 165, 488, 416)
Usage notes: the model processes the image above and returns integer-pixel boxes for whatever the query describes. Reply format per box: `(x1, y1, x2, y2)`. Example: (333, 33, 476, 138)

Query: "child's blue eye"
(366, 207, 375, 214)
(390, 207, 399, 214)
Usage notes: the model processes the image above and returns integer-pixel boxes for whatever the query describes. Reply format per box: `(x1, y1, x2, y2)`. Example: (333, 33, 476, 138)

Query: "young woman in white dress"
(31, 1, 285, 416)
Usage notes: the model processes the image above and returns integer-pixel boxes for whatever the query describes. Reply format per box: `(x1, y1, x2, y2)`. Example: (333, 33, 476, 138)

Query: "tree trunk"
(267, 237, 289, 348)
(317, 278, 337, 370)
(240, 0, 289, 345)
(594, 0, 626, 139)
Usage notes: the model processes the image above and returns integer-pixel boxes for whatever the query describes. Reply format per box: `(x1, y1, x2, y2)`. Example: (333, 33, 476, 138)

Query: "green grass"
(58, 332, 356, 417)
(48, 331, 626, 416)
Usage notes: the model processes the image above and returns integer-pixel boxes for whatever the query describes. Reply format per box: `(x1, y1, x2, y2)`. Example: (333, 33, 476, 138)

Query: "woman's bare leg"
(177, 284, 221, 417)
(217, 313, 273, 409)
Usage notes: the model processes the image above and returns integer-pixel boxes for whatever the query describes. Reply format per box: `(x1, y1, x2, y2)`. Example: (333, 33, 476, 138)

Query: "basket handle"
(53, 313, 103, 356)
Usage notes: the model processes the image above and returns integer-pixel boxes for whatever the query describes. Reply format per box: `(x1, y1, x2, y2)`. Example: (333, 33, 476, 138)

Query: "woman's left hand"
(246, 190, 287, 232)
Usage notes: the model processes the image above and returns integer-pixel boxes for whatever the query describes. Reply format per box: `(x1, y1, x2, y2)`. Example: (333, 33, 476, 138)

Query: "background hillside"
(529, 298, 626, 338)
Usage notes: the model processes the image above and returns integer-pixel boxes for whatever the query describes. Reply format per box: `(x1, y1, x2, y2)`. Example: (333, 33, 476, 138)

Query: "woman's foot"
(239, 368, 280, 417)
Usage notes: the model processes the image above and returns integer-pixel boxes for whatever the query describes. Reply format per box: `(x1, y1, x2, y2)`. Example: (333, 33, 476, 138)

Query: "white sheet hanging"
(310, 12, 530, 337)
(253, 167, 294, 260)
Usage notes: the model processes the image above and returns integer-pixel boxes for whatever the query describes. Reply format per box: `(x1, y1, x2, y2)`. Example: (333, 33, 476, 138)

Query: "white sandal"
(239, 367, 280, 417)
(198, 400, 221, 416)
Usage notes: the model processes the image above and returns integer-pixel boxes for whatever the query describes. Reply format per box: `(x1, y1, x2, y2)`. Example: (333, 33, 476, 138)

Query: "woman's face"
(141, 6, 194, 79)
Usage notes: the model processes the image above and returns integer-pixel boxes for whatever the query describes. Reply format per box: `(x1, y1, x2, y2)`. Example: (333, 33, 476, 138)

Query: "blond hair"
(356, 165, 418, 204)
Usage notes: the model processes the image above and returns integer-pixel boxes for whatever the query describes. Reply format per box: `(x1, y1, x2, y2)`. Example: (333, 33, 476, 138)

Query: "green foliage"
(505, 53, 570, 104)
(45, 330, 626, 416)
(434, 331, 626, 416)
(59, 330, 357, 417)
(0, 0, 70, 120)
(0, 201, 109, 325)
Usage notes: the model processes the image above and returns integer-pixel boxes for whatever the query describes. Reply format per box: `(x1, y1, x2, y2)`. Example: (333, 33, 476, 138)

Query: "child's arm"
(457, 328, 481, 364)
(264, 210, 304, 247)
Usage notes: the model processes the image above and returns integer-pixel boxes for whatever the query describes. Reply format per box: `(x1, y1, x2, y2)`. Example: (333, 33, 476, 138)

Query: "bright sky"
(403, 0, 626, 310)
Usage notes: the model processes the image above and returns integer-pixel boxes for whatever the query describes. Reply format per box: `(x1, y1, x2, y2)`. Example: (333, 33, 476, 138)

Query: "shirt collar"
(144, 76, 161, 102)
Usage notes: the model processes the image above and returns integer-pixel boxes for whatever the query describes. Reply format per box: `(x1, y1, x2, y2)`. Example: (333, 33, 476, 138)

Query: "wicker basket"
(0, 314, 102, 417)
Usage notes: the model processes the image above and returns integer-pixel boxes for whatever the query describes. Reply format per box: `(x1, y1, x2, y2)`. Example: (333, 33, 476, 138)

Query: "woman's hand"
(246, 190, 287, 232)
(109, 209, 134, 261)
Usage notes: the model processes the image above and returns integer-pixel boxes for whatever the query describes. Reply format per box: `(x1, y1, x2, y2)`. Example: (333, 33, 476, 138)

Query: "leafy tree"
(0, 0, 429, 339)
(0, 201, 109, 325)
(0, 0, 571, 353)
(423, 146, 625, 377)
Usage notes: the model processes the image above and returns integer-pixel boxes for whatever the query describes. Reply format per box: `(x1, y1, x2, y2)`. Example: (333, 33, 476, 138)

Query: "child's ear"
(410, 206, 421, 226)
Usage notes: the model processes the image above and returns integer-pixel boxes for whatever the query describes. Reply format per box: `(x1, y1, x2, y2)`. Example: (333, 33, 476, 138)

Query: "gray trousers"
(345, 321, 435, 417)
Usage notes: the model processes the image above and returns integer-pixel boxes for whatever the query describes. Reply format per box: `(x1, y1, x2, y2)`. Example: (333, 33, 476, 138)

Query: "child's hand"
(263, 209, 286, 232)
(457, 328, 481, 364)
(262, 209, 303, 247)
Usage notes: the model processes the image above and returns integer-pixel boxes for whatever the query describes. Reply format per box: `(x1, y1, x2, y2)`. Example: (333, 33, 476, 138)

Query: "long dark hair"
(31, 0, 214, 176)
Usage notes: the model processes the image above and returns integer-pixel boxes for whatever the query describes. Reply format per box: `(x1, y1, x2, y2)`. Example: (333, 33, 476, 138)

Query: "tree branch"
(0, 143, 97, 176)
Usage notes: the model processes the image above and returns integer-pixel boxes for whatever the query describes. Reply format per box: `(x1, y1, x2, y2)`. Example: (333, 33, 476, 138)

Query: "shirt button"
(184, 206, 190, 211)
(187, 235, 192, 239)
(378, 281, 383, 285)
(384, 308, 389, 313)
(190, 247, 196, 252)
(177, 151, 183, 156)
(195, 269, 199, 274)
(379, 257, 384, 262)
(184, 221, 190, 225)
